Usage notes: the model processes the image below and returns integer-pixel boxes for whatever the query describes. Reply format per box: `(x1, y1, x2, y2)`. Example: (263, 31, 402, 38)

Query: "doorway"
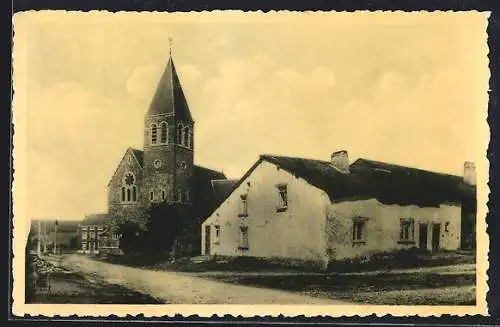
(204, 225, 211, 255)
(432, 223, 441, 252)
(419, 223, 428, 250)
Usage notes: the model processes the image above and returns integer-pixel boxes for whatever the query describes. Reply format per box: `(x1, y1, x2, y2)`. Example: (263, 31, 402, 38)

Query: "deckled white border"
(11, 10, 491, 317)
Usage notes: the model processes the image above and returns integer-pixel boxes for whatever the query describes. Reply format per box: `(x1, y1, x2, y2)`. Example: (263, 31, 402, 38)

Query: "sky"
(13, 11, 490, 221)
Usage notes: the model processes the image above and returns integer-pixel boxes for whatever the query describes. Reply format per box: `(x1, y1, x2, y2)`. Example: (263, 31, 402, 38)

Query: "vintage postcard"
(12, 10, 490, 317)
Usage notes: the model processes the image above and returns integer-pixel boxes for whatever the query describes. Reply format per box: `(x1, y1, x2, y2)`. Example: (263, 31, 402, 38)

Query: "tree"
(117, 221, 144, 254)
(144, 202, 188, 254)
(69, 236, 79, 249)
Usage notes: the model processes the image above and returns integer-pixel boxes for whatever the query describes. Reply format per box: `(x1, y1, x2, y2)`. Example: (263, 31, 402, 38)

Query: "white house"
(200, 151, 476, 267)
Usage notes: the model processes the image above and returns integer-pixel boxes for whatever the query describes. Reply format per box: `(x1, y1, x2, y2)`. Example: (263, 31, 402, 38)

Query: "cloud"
(178, 64, 202, 86)
(194, 54, 339, 177)
(125, 64, 161, 99)
(26, 82, 145, 219)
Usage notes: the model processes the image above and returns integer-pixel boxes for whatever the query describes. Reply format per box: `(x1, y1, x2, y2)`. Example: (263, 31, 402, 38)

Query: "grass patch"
(102, 248, 476, 274)
(204, 272, 475, 305)
(26, 253, 162, 304)
(350, 286, 476, 305)
(327, 248, 476, 273)
(28, 271, 163, 304)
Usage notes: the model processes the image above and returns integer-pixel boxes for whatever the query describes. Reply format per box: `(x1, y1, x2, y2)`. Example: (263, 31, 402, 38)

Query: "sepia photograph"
(12, 10, 489, 316)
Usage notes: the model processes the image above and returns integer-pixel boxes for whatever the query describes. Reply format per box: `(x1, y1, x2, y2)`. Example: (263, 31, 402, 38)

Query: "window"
(399, 218, 415, 243)
(239, 226, 249, 250)
(121, 172, 138, 203)
(178, 189, 183, 203)
(151, 123, 158, 144)
(160, 122, 168, 144)
(276, 184, 288, 212)
(185, 189, 190, 202)
(150, 191, 154, 201)
(352, 219, 367, 243)
(154, 159, 163, 169)
(132, 186, 137, 201)
(81, 231, 87, 240)
(177, 123, 184, 145)
(239, 194, 248, 217)
(161, 190, 166, 200)
(214, 225, 221, 239)
(183, 126, 190, 147)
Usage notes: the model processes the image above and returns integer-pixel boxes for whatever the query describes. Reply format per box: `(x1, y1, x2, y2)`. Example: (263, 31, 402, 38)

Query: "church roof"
(211, 179, 239, 206)
(191, 166, 228, 221)
(130, 148, 144, 167)
(106, 147, 144, 187)
(147, 56, 193, 122)
(219, 154, 476, 208)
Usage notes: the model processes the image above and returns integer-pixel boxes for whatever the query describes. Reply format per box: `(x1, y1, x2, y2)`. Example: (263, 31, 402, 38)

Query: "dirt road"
(53, 254, 347, 304)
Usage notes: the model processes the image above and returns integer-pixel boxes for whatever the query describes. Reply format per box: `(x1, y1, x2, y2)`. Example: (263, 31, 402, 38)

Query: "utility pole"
(43, 220, 47, 253)
(37, 220, 41, 256)
(53, 219, 58, 255)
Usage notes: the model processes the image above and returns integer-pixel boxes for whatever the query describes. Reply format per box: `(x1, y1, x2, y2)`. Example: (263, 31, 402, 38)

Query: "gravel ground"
(54, 254, 347, 304)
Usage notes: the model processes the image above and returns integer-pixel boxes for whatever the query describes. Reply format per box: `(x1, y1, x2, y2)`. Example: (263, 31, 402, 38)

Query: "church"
(79, 52, 234, 254)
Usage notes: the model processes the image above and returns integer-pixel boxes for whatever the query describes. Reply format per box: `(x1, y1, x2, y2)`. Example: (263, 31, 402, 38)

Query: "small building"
(201, 151, 476, 266)
(78, 214, 120, 254)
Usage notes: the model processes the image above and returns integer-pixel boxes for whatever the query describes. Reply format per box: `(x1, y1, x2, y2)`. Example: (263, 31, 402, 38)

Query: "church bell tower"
(142, 52, 194, 205)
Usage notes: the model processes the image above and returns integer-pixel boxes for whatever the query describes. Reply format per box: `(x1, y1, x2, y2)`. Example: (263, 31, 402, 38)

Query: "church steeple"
(142, 49, 195, 206)
(147, 55, 194, 122)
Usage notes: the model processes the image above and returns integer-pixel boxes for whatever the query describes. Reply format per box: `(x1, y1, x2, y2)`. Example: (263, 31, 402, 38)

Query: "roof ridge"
(353, 158, 462, 178)
(260, 154, 331, 164)
(195, 164, 225, 174)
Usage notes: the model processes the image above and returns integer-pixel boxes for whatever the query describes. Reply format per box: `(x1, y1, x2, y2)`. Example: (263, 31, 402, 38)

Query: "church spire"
(146, 49, 193, 122)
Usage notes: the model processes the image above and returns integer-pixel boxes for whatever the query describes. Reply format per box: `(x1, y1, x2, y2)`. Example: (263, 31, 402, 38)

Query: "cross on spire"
(169, 37, 173, 56)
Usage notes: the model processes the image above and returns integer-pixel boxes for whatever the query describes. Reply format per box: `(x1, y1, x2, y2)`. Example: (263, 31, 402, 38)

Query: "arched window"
(160, 122, 168, 144)
(121, 172, 138, 203)
(151, 123, 158, 144)
(177, 123, 184, 145)
(161, 190, 166, 201)
(183, 126, 190, 148)
(132, 186, 137, 201)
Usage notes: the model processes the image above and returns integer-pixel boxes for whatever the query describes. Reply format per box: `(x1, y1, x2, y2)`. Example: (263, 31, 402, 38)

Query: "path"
(54, 254, 347, 304)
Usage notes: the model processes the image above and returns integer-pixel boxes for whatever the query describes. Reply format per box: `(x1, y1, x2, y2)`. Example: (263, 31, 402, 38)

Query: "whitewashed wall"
(325, 198, 461, 260)
(201, 160, 328, 264)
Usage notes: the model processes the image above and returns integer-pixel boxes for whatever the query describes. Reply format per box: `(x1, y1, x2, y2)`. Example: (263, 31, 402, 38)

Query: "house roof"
(147, 55, 193, 122)
(221, 154, 475, 209)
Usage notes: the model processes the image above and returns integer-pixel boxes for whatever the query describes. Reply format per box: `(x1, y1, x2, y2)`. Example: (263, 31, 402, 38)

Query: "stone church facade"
(103, 53, 230, 251)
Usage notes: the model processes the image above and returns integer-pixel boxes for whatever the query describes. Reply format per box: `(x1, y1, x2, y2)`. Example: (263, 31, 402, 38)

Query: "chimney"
(463, 161, 476, 186)
(331, 150, 350, 173)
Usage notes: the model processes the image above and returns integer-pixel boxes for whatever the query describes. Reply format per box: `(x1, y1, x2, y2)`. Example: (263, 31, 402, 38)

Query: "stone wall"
(107, 149, 148, 228)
